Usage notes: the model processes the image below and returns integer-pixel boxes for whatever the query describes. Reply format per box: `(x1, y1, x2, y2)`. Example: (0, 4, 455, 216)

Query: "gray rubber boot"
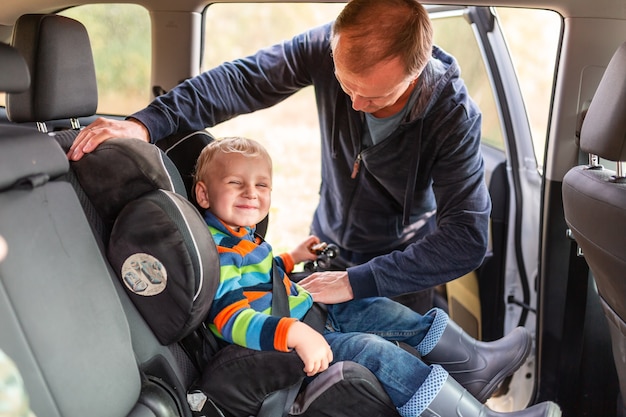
(421, 311, 532, 403)
(420, 375, 561, 417)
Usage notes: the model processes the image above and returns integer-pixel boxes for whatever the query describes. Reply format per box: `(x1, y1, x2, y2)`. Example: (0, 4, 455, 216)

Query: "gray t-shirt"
(363, 81, 422, 147)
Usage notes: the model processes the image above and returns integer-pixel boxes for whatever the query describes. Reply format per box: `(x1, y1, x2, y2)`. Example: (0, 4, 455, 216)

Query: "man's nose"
(351, 94, 368, 111)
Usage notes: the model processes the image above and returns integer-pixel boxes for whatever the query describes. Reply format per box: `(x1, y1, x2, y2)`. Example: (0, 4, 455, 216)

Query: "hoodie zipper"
(350, 153, 362, 179)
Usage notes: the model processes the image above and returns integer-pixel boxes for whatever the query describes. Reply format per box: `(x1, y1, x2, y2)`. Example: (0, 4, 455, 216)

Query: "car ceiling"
(2, 0, 626, 27)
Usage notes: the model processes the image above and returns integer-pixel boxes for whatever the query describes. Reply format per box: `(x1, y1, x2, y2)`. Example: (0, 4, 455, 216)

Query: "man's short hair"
(331, 0, 433, 77)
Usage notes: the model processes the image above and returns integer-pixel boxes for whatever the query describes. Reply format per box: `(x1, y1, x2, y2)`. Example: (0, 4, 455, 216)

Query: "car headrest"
(6, 14, 98, 123)
(155, 130, 216, 207)
(0, 43, 30, 94)
(0, 126, 68, 191)
(72, 138, 187, 227)
(580, 41, 626, 162)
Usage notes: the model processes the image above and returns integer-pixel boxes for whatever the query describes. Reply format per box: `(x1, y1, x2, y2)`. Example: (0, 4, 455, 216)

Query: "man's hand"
(299, 271, 354, 304)
(287, 321, 333, 376)
(68, 117, 150, 161)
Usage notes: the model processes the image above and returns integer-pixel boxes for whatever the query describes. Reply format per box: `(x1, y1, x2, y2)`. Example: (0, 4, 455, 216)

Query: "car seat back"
(72, 138, 221, 346)
(5, 13, 199, 411)
(562, 40, 626, 413)
(0, 42, 181, 417)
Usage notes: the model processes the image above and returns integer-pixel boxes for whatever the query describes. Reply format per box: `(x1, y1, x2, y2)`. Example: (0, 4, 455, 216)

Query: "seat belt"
(255, 256, 302, 417)
(271, 257, 291, 317)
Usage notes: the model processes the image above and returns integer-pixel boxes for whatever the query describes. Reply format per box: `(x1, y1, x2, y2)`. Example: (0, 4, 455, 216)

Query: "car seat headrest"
(0, 127, 68, 191)
(580, 41, 626, 162)
(155, 130, 215, 208)
(0, 43, 30, 94)
(72, 138, 186, 227)
(7, 14, 98, 123)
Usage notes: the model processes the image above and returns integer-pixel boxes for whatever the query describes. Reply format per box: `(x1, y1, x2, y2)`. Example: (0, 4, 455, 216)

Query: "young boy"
(193, 137, 560, 417)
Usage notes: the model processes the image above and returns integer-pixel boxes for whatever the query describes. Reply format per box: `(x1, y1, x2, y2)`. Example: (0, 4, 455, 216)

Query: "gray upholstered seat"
(0, 41, 184, 416)
(0, 43, 30, 94)
(562, 41, 626, 414)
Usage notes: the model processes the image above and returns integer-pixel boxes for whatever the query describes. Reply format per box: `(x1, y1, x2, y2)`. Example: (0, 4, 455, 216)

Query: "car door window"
(201, 3, 560, 256)
(202, 3, 343, 254)
(430, 10, 505, 151)
(60, 4, 151, 116)
(496, 7, 560, 168)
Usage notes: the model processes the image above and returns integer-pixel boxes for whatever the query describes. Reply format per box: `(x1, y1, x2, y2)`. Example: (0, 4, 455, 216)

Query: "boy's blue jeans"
(323, 297, 436, 408)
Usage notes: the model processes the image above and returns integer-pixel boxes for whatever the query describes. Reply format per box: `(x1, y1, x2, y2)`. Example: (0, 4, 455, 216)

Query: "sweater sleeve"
(348, 106, 491, 299)
(129, 24, 332, 142)
(276, 253, 295, 274)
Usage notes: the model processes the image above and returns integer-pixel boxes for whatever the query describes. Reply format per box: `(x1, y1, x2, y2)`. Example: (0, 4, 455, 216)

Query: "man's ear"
(195, 181, 210, 209)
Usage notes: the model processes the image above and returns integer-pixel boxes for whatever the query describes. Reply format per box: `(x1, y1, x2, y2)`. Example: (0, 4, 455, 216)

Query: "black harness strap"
(256, 253, 301, 417)
(271, 257, 291, 318)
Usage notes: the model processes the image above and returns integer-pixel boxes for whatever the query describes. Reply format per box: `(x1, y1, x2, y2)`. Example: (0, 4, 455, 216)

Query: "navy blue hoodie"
(131, 22, 491, 299)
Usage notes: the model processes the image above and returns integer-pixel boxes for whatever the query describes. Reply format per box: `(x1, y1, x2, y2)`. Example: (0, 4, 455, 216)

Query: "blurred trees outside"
(55, 3, 558, 254)
(61, 4, 151, 115)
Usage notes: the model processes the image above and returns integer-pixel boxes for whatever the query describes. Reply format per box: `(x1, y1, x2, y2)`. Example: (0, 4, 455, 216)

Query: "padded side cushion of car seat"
(193, 344, 306, 417)
(107, 189, 219, 345)
(290, 361, 397, 417)
(72, 138, 186, 227)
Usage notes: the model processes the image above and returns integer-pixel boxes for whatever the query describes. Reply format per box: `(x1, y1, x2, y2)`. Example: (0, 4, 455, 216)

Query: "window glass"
(200, 3, 560, 253)
(203, 3, 343, 254)
(60, 4, 151, 115)
(496, 7, 560, 168)
(431, 12, 505, 151)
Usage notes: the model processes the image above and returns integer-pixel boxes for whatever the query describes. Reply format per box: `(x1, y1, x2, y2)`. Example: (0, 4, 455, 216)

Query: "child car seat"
(75, 136, 400, 417)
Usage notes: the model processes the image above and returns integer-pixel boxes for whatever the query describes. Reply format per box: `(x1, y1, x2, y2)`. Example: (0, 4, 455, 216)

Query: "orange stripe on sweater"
(275, 317, 298, 352)
(279, 253, 295, 274)
(213, 298, 249, 331)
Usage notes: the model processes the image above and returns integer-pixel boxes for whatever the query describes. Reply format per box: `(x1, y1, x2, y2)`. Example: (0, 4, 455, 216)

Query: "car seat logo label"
(121, 253, 167, 296)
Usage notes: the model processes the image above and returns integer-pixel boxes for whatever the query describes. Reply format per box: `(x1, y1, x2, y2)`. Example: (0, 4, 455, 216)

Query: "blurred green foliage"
(203, 3, 344, 68)
(0, 2, 558, 253)
(60, 4, 151, 114)
(51, 3, 556, 162)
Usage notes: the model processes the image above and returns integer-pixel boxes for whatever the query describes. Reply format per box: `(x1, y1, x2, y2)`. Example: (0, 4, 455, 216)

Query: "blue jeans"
(323, 298, 435, 407)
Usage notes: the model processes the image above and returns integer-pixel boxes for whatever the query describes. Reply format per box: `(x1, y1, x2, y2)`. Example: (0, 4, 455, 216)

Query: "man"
(69, 0, 491, 307)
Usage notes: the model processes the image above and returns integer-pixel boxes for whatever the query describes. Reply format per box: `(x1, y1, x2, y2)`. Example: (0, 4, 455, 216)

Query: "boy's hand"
(289, 235, 321, 265)
(287, 321, 333, 376)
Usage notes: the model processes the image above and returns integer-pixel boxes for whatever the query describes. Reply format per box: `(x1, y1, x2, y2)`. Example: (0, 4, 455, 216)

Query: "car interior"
(0, 13, 407, 417)
(0, 0, 625, 416)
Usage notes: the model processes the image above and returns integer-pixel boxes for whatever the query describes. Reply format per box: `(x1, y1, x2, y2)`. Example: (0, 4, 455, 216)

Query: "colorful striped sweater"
(204, 211, 313, 352)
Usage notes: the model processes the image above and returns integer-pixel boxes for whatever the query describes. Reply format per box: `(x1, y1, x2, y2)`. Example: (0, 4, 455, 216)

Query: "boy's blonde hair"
(194, 136, 273, 185)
